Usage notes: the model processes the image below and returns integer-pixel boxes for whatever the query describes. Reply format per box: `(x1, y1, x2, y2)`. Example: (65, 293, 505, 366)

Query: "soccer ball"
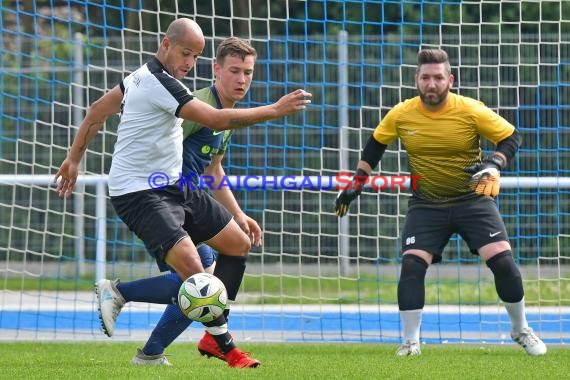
(178, 272, 227, 323)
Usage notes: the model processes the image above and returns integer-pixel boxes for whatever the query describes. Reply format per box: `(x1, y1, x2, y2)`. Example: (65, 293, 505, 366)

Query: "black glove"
(464, 154, 506, 197)
(335, 169, 369, 217)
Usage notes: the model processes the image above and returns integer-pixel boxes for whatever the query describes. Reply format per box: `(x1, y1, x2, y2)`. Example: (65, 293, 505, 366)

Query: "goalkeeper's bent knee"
(486, 250, 524, 303)
(398, 254, 429, 311)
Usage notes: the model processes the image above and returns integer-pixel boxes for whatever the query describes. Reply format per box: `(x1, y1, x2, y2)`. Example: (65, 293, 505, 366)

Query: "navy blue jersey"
(181, 86, 234, 182)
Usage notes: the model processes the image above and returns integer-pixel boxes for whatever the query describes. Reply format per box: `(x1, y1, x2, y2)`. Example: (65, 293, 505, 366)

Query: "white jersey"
(108, 57, 194, 196)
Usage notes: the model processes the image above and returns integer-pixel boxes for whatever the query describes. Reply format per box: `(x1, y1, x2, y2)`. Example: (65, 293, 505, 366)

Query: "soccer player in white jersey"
(335, 49, 546, 357)
(54, 18, 311, 368)
(131, 37, 263, 366)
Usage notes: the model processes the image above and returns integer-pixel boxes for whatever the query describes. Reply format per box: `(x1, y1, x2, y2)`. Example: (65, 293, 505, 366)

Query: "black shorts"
(400, 196, 509, 263)
(111, 185, 232, 271)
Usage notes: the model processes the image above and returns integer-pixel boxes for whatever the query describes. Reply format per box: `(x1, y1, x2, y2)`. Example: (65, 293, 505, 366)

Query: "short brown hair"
(416, 49, 451, 74)
(216, 37, 257, 65)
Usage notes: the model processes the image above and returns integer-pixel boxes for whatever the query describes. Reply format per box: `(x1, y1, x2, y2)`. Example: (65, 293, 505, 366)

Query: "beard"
(418, 86, 449, 107)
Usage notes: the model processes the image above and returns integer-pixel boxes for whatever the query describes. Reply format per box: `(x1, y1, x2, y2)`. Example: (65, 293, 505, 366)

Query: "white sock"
(205, 323, 228, 335)
(205, 302, 232, 335)
(504, 298, 529, 335)
(400, 309, 422, 343)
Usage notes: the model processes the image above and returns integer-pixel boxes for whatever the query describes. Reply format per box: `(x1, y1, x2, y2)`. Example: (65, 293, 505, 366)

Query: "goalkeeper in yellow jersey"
(335, 48, 546, 356)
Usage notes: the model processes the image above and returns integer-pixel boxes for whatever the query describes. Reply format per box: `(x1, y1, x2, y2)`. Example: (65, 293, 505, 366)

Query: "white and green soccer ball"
(178, 273, 227, 323)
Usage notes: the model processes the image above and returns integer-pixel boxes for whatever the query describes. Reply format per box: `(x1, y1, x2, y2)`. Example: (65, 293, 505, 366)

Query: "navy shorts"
(400, 196, 509, 263)
(111, 185, 231, 271)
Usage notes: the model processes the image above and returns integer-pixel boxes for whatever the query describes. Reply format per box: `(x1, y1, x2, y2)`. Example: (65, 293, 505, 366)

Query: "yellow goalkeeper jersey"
(372, 92, 515, 203)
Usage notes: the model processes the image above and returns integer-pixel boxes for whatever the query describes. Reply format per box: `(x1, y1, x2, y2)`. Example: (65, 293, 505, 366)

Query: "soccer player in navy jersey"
(55, 18, 311, 368)
(335, 49, 546, 357)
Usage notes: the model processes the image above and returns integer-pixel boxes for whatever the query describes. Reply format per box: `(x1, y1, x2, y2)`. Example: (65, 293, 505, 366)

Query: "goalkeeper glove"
(464, 154, 506, 197)
(335, 169, 369, 217)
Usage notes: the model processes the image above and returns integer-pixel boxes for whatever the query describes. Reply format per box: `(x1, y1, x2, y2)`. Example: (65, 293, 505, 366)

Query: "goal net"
(1, 1, 569, 344)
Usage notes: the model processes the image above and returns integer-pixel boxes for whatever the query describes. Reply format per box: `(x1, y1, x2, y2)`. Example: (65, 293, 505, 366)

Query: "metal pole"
(72, 33, 86, 276)
(95, 179, 107, 281)
(338, 30, 350, 276)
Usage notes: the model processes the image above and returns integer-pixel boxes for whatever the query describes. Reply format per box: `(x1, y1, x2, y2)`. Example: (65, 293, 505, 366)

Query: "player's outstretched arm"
(179, 89, 312, 131)
(54, 85, 123, 198)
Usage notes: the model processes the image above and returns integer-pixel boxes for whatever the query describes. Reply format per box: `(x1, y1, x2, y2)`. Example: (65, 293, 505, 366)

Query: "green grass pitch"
(1, 342, 568, 379)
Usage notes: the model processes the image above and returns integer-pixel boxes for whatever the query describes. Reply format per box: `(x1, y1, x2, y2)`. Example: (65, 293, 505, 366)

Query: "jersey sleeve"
(472, 102, 516, 144)
(372, 105, 402, 145)
(148, 73, 194, 117)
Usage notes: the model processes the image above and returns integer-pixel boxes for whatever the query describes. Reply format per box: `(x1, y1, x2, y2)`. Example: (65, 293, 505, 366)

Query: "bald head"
(165, 18, 204, 46)
(156, 18, 205, 79)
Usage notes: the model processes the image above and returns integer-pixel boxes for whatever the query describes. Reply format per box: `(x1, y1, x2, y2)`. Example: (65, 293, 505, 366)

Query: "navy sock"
(211, 331, 236, 354)
(142, 303, 191, 355)
(116, 272, 181, 304)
